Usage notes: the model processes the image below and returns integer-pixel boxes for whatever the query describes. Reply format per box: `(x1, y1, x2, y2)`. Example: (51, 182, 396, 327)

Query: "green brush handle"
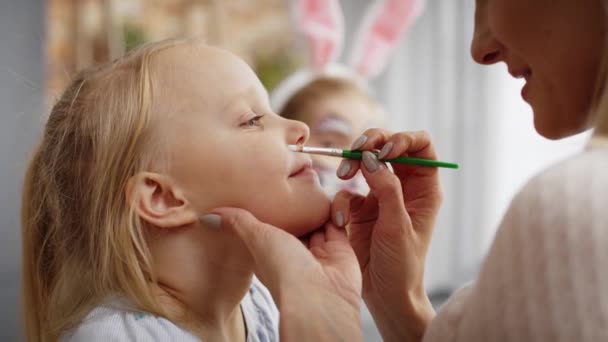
(342, 150, 459, 169)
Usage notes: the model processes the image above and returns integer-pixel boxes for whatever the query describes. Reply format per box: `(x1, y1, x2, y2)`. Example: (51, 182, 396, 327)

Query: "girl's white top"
(423, 138, 608, 341)
(61, 277, 278, 342)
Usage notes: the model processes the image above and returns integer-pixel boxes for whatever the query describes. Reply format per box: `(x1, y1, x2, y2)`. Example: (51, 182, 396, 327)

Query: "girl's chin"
(245, 192, 331, 237)
(285, 202, 332, 238)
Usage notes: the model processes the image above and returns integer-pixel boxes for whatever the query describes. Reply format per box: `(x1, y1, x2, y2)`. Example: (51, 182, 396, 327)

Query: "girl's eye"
(242, 115, 264, 128)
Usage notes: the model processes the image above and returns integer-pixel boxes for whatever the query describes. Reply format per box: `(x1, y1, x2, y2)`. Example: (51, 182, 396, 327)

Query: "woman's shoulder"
(494, 141, 608, 262)
(427, 145, 608, 341)
(513, 143, 608, 218)
(60, 299, 199, 342)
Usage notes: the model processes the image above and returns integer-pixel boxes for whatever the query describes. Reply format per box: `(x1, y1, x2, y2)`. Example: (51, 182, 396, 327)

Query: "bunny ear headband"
(270, 0, 425, 113)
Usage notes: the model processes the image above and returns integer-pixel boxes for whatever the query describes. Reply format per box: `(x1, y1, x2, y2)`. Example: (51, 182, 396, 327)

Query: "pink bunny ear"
(294, 0, 344, 69)
(349, 0, 424, 78)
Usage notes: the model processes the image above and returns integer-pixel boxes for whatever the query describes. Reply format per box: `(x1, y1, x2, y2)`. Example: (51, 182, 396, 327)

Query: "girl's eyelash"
(243, 114, 264, 128)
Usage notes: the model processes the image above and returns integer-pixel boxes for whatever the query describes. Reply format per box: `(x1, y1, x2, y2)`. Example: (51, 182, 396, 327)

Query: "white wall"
(0, 0, 45, 339)
(374, 0, 488, 291)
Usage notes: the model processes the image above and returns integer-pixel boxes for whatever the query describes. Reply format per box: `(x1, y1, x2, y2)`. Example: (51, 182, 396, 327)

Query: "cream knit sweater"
(423, 139, 608, 342)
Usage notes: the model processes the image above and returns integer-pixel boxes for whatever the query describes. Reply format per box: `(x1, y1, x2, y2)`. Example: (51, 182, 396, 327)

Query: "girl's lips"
(290, 165, 317, 178)
(289, 159, 314, 177)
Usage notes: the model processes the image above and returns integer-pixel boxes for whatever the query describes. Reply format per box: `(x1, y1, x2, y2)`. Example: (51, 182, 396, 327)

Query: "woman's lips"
(510, 68, 532, 101)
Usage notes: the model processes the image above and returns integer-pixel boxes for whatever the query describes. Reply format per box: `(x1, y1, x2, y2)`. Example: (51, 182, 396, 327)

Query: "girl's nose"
(285, 117, 310, 146)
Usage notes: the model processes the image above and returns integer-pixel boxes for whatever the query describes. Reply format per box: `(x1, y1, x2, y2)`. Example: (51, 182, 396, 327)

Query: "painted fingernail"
(362, 151, 381, 173)
(377, 142, 393, 160)
(199, 214, 221, 229)
(337, 160, 351, 178)
(350, 135, 368, 150)
(334, 211, 345, 227)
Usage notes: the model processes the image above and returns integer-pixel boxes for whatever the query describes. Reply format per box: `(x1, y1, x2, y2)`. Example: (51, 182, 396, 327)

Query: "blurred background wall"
(0, 0, 589, 340)
(0, 0, 44, 340)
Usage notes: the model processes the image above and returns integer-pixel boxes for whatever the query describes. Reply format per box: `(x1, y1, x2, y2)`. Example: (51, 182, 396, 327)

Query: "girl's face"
(471, 0, 605, 139)
(153, 45, 330, 236)
(303, 92, 380, 197)
(306, 92, 381, 170)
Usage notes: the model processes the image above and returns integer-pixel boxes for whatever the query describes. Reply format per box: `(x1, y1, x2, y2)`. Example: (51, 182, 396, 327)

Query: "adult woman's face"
(471, 0, 606, 139)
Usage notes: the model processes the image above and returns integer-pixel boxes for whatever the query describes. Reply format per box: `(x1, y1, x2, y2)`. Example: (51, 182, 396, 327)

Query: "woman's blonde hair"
(590, 1, 608, 135)
(21, 38, 186, 341)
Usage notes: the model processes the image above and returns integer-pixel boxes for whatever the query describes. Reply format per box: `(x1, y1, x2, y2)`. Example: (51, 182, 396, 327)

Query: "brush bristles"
(287, 144, 302, 152)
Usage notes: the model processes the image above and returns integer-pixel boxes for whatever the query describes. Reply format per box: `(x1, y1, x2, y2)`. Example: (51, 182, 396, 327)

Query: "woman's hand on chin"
(205, 208, 363, 342)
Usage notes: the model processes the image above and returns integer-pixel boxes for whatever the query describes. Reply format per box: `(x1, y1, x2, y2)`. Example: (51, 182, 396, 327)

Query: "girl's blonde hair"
(21, 38, 185, 341)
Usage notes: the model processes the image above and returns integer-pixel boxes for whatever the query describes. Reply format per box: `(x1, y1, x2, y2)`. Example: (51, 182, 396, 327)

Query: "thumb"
(359, 151, 412, 235)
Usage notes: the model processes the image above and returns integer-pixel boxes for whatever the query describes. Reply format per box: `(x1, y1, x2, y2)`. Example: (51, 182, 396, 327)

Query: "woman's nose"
(470, 5, 502, 65)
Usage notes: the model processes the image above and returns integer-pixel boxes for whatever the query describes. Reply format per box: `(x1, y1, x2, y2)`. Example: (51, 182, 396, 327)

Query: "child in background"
(277, 74, 382, 197)
(21, 38, 330, 341)
(271, 0, 423, 198)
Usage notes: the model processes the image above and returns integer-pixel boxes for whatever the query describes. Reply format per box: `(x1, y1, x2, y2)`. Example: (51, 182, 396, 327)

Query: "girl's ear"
(293, 0, 344, 69)
(126, 172, 198, 229)
(348, 0, 425, 79)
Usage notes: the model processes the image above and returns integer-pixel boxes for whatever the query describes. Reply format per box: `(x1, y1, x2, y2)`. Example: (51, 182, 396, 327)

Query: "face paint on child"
(278, 77, 384, 197)
(314, 114, 354, 136)
(308, 113, 374, 197)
